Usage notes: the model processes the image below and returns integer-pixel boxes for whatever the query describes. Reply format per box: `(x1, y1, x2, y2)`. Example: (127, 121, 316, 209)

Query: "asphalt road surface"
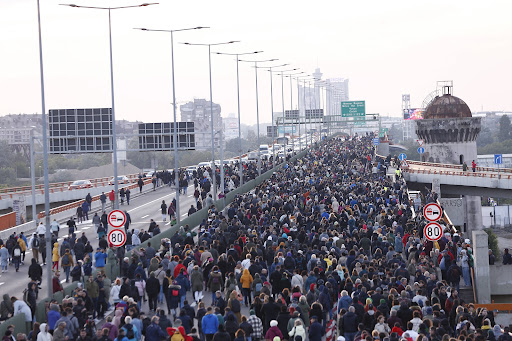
(1, 183, 198, 302)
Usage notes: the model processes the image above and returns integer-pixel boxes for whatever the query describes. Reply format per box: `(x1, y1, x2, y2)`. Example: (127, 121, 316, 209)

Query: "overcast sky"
(1, 0, 511, 125)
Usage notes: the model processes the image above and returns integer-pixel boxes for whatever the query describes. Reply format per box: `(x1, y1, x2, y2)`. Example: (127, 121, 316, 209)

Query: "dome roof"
(423, 94, 472, 119)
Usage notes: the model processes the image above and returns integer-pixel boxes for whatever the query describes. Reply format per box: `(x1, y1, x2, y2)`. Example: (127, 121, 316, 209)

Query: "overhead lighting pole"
(214, 51, 263, 187)
(282, 71, 304, 154)
(277, 69, 300, 157)
(239, 58, 278, 176)
(35, 0, 52, 298)
(182, 40, 239, 199)
(134, 26, 208, 225)
(61, 2, 158, 210)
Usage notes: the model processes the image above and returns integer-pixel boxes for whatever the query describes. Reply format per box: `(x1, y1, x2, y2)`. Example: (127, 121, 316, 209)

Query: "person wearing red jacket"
(52, 271, 63, 294)
(109, 190, 115, 209)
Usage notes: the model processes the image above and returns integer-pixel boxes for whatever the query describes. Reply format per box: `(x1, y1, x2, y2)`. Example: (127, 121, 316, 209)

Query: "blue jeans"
(180, 295, 186, 308)
(462, 266, 471, 286)
(345, 332, 357, 341)
(64, 266, 71, 281)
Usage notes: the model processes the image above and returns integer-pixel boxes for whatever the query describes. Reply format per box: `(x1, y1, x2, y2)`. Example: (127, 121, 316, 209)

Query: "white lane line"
(181, 214, 187, 217)
(127, 192, 176, 213)
(0, 282, 4, 286)
(82, 226, 91, 230)
(60, 279, 66, 283)
(165, 222, 171, 226)
(141, 215, 149, 219)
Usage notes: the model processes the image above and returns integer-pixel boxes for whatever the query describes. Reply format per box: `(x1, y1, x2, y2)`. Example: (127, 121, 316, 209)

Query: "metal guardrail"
(36, 178, 152, 219)
(403, 167, 512, 179)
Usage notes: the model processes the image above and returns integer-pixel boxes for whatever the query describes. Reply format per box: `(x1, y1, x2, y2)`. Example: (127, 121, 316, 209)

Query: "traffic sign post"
(399, 153, 407, 161)
(424, 222, 443, 241)
(108, 229, 127, 247)
(423, 202, 442, 222)
(401, 160, 409, 168)
(108, 210, 126, 229)
(418, 147, 425, 154)
(494, 154, 503, 165)
(417, 139, 424, 147)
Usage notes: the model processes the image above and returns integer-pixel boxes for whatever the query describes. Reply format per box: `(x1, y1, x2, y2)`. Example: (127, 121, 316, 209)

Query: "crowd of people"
(1, 134, 512, 341)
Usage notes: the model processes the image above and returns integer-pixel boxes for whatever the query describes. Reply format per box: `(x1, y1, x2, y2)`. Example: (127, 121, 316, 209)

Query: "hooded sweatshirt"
(0, 294, 13, 319)
(37, 324, 52, 341)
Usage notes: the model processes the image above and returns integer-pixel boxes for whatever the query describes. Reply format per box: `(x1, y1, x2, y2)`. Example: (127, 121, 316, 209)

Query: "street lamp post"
(135, 27, 208, 225)
(35, 0, 52, 297)
(182, 40, 239, 200)
(278, 69, 299, 157)
(239, 59, 278, 177)
(61, 3, 158, 210)
(214, 51, 262, 187)
(282, 71, 303, 155)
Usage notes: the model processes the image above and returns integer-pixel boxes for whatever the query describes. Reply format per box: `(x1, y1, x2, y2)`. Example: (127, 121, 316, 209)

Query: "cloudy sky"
(1, 0, 511, 125)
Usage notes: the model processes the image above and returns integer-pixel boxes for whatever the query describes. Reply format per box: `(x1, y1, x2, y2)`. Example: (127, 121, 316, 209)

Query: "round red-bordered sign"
(423, 203, 442, 222)
(424, 222, 443, 241)
(108, 210, 126, 228)
(108, 229, 126, 248)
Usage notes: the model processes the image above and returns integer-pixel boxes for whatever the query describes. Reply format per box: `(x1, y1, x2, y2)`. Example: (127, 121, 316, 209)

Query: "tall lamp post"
(239, 58, 278, 176)
(259, 64, 289, 161)
(281, 71, 303, 154)
(214, 51, 262, 187)
(181, 40, 239, 200)
(61, 2, 158, 210)
(134, 26, 208, 225)
(35, 0, 53, 297)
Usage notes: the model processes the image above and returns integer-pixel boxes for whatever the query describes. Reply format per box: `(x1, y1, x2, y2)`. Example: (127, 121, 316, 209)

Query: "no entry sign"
(108, 229, 126, 247)
(108, 210, 126, 228)
(424, 222, 443, 241)
(423, 203, 442, 222)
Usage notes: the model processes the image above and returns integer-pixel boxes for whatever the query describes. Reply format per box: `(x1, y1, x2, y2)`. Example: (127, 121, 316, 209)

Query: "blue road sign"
(495, 154, 503, 165)
(418, 147, 425, 154)
(399, 153, 407, 161)
(373, 138, 380, 145)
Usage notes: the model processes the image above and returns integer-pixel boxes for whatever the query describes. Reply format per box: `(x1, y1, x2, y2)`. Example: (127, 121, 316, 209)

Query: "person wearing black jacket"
(28, 258, 43, 283)
(119, 278, 132, 301)
(146, 272, 160, 312)
(340, 307, 359, 341)
(261, 297, 280, 333)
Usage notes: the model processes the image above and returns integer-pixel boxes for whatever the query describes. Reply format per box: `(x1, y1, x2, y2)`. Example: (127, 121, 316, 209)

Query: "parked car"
(108, 175, 131, 185)
(68, 180, 93, 191)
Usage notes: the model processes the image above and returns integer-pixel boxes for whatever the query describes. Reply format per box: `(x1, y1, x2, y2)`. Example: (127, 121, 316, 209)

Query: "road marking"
(60, 279, 66, 283)
(165, 222, 171, 226)
(181, 214, 187, 217)
(127, 192, 177, 213)
(82, 226, 91, 230)
(0, 282, 4, 286)
(141, 215, 149, 219)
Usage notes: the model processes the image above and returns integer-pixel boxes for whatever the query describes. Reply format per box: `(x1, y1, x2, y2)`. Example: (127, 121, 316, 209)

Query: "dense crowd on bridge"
(1, 135, 512, 341)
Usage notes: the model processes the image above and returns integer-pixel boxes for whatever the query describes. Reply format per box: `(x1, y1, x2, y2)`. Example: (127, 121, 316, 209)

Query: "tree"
(499, 115, 511, 141)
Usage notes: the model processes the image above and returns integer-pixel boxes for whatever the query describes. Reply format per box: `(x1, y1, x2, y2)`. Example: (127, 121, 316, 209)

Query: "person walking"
(92, 213, 101, 235)
(81, 201, 90, 221)
(50, 219, 60, 238)
(1, 245, 10, 274)
(138, 178, 144, 193)
(61, 249, 74, 283)
(472, 160, 476, 172)
(76, 205, 84, 224)
(100, 192, 107, 212)
(119, 188, 125, 205)
(125, 188, 131, 205)
(161, 200, 167, 222)
(29, 234, 40, 263)
(52, 242, 60, 271)
(109, 190, 115, 209)
(202, 307, 219, 341)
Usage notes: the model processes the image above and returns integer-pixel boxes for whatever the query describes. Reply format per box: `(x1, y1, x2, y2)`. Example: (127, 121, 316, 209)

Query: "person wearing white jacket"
(288, 319, 306, 341)
(110, 278, 122, 304)
(37, 323, 53, 341)
(13, 298, 32, 330)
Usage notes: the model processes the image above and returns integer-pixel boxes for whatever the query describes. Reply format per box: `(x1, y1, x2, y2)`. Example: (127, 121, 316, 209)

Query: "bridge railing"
(405, 159, 512, 174)
(402, 167, 512, 179)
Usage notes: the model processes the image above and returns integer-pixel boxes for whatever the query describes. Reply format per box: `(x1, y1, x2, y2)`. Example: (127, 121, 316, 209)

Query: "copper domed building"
(415, 84, 483, 232)
(415, 87, 481, 164)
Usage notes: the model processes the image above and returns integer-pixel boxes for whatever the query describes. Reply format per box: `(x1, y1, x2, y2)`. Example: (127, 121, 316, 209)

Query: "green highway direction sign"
(379, 127, 389, 137)
(354, 116, 366, 126)
(341, 101, 366, 117)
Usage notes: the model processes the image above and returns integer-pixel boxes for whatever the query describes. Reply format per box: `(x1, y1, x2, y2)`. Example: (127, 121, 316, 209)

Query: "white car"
(109, 176, 131, 185)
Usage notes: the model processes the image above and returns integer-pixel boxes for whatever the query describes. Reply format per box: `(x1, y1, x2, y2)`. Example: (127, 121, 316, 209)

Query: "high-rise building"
(223, 113, 238, 141)
(180, 99, 223, 149)
(298, 68, 349, 116)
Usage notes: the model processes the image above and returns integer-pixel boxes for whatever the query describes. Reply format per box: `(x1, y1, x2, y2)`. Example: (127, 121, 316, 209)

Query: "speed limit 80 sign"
(108, 229, 126, 247)
(424, 222, 443, 241)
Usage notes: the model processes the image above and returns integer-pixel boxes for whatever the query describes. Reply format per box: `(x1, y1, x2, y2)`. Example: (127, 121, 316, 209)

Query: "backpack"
(14, 248, 21, 257)
(255, 282, 262, 293)
(23, 289, 30, 306)
(33, 238, 40, 248)
(212, 276, 220, 285)
(63, 255, 70, 266)
(230, 298, 241, 313)
(124, 324, 135, 340)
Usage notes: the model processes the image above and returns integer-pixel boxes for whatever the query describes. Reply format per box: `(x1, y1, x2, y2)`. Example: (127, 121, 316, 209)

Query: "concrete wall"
(482, 205, 512, 227)
(472, 230, 491, 303)
(489, 265, 512, 295)
(423, 141, 477, 165)
(465, 196, 483, 231)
